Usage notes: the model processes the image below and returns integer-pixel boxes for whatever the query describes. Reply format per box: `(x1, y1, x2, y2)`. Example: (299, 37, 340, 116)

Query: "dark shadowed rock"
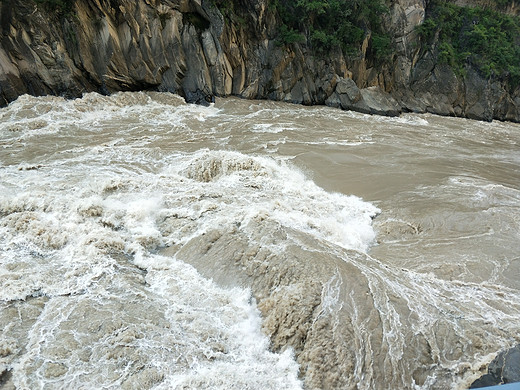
(0, 0, 519, 121)
(184, 89, 215, 106)
(0, 368, 14, 390)
(465, 68, 494, 122)
(408, 62, 463, 117)
(470, 345, 520, 388)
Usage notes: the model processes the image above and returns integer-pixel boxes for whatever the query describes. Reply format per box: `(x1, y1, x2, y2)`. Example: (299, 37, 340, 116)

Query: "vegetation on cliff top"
(271, 0, 392, 61)
(418, 0, 520, 86)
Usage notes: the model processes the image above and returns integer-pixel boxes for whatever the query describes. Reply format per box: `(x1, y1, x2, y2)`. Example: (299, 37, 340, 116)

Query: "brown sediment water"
(0, 92, 519, 389)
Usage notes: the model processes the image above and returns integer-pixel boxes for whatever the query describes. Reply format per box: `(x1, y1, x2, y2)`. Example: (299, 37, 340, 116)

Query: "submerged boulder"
(166, 213, 515, 390)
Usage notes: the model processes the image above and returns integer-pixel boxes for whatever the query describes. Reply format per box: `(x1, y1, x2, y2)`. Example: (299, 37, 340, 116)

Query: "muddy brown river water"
(1, 92, 519, 389)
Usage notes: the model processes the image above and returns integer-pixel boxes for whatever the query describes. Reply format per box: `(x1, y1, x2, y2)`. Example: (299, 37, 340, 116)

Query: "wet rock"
(184, 89, 215, 106)
(359, 86, 402, 116)
(470, 345, 520, 388)
(464, 68, 494, 121)
(0, 369, 14, 390)
(328, 78, 401, 116)
(336, 78, 363, 104)
(408, 62, 463, 117)
(0, 0, 519, 121)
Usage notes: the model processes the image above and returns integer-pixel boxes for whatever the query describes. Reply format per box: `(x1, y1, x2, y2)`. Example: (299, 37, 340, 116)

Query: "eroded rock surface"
(0, 0, 519, 120)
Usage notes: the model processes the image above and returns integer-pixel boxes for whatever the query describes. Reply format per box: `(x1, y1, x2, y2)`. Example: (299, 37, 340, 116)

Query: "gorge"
(0, 0, 519, 121)
(1, 1, 520, 389)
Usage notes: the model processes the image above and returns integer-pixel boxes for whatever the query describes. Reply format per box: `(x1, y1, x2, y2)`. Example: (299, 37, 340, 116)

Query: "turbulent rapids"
(1, 92, 520, 389)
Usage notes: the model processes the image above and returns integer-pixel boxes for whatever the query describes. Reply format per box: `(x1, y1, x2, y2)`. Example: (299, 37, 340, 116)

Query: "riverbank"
(1, 0, 519, 122)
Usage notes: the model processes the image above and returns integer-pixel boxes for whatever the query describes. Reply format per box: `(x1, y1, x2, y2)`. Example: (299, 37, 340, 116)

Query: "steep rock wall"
(0, 0, 519, 121)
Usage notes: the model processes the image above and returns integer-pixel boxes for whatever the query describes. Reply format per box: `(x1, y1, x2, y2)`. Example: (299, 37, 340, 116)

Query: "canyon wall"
(0, 0, 519, 121)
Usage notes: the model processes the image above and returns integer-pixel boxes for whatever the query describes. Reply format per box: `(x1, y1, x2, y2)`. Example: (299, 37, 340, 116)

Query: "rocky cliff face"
(0, 0, 519, 121)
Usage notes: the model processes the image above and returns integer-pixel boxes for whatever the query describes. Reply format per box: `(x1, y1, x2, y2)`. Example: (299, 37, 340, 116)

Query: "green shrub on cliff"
(271, 0, 391, 59)
(418, 1, 520, 85)
(278, 25, 305, 45)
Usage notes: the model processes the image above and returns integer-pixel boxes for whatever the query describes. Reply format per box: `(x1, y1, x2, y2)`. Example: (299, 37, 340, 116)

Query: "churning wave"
(2, 92, 520, 390)
(0, 124, 377, 389)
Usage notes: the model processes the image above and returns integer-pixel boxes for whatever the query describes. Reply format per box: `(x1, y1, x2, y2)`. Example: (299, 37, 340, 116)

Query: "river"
(1, 92, 519, 389)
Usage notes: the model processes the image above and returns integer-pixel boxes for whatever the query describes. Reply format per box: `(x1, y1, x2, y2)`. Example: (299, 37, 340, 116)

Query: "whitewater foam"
(1, 107, 377, 388)
(2, 92, 520, 390)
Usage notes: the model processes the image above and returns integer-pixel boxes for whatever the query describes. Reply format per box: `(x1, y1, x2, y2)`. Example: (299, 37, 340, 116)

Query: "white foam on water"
(134, 255, 302, 390)
(373, 113, 430, 126)
(1, 150, 306, 388)
(3, 92, 520, 390)
(250, 123, 286, 133)
(0, 92, 220, 148)
(302, 138, 375, 146)
(176, 149, 379, 252)
(1, 93, 378, 388)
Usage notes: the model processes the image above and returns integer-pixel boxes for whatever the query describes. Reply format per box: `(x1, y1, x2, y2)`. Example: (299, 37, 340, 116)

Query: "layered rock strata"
(1, 0, 519, 120)
(0, 0, 519, 120)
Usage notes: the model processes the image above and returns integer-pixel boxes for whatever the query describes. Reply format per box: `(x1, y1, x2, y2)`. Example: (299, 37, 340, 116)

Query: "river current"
(0, 92, 519, 389)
